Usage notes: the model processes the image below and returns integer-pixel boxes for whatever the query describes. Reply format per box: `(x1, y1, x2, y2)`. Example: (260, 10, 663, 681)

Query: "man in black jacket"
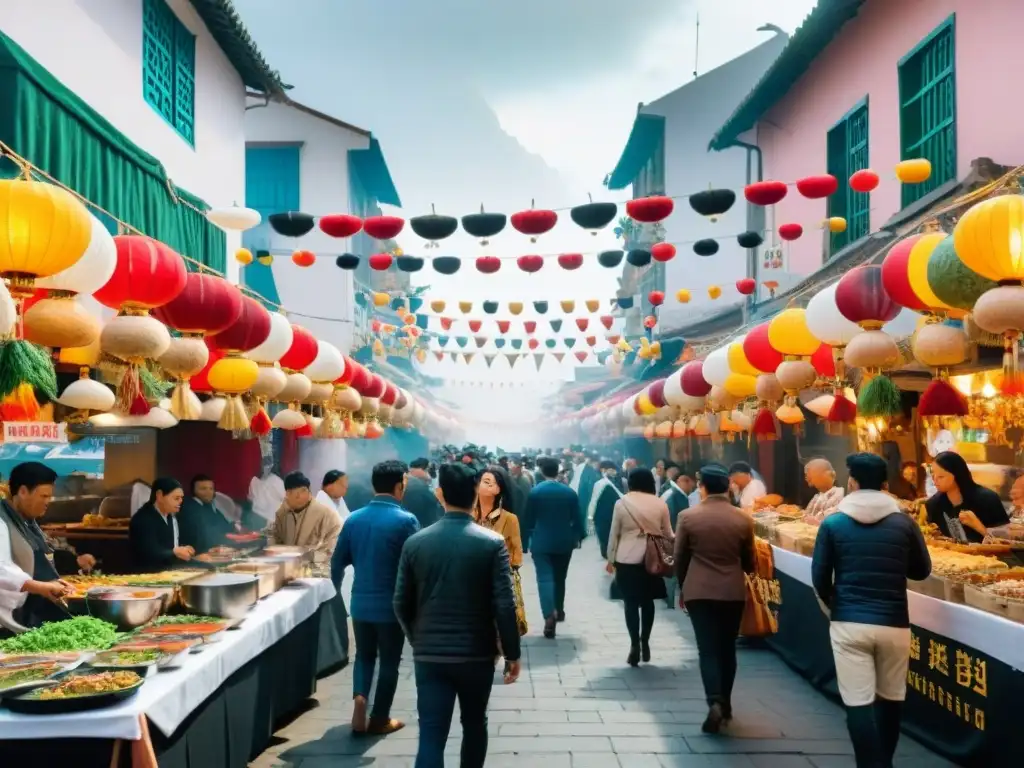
(402, 458, 443, 529)
(394, 462, 521, 768)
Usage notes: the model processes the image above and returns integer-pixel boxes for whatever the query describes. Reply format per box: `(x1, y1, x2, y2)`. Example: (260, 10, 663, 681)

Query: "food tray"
(964, 584, 1007, 617)
(0, 663, 64, 696)
(87, 650, 170, 671)
(942, 577, 967, 604)
(909, 574, 947, 599)
(1, 671, 145, 714)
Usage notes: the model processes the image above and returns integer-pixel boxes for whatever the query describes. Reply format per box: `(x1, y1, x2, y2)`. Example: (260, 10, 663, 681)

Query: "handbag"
(740, 573, 778, 638)
(622, 500, 675, 577)
(512, 568, 529, 636)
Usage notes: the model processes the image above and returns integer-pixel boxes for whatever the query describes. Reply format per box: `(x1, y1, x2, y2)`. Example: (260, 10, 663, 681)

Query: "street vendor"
(129, 477, 195, 572)
(925, 452, 1010, 543)
(0, 462, 96, 632)
(269, 471, 342, 564)
(803, 459, 845, 524)
(178, 474, 237, 555)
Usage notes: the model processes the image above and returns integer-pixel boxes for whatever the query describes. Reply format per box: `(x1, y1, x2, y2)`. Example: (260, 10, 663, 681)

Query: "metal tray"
(2, 672, 145, 714)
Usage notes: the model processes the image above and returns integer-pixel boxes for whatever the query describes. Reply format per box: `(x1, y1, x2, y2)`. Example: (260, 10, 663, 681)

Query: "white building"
(0, 0, 284, 283)
(605, 30, 788, 335)
(242, 97, 401, 355)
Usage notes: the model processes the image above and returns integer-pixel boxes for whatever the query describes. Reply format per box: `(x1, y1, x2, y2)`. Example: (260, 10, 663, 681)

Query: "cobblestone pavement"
(252, 540, 954, 768)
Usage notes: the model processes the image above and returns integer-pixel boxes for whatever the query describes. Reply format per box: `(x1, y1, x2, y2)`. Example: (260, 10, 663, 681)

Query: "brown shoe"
(367, 718, 405, 735)
(543, 611, 557, 638)
(351, 695, 368, 734)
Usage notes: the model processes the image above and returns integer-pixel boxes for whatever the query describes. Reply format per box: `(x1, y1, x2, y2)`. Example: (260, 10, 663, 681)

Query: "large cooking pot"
(179, 573, 258, 619)
(227, 562, 282, 599)
(249, 553, 304, 582)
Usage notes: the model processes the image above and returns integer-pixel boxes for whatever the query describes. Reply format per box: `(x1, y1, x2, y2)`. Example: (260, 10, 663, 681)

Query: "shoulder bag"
(621, 499, 674, 577)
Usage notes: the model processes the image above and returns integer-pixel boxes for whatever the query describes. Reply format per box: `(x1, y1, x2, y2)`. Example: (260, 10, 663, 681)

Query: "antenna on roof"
(694, 13, 701, 78)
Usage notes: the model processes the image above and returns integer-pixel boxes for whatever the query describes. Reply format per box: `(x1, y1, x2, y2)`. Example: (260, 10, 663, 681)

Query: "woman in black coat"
(926, 452, 1010, 543)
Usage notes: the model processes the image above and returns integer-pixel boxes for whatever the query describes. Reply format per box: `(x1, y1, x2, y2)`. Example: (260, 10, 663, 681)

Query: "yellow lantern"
(585, 299, 599, 312)
(430, 300, 445, 313)
(727, 340, 760, 377)
(206, 355, 260, 431)
(636, 393, 658, 416)
(827, 217, 847, 233)
(257, 253, 273, 266)
(768, 308, 819, 357)
(59, 338, 102, 367)
(561, 300, 575, 313)
(953, 194, 1024, 282)
(372, 292, 389, 307)
(676, 289, 691, 304)
(895, 159, 932, 184)
(508, 301, 523, 315)
(459, 301, 472, 313)
(707, 286, 721, 300)
(235, 248, 253, 265)
(723, 373, 757, 399)
(907, 233, 964, 317)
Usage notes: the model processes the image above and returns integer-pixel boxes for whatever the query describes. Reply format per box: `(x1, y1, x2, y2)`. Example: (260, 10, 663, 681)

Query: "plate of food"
(87, 649, 169, 671)
(0, 653, 82, 670)
(2, 670, 145, 714)
(112, 634, 204, 655)
(0, 662, 64, 696)
(226, 532, 263, 543)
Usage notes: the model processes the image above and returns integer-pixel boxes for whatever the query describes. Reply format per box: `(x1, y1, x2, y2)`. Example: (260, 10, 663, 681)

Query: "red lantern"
(736, 278, 756, 296)
(369, 253, 393, 271)
(744, 181, 788, 206)
(476, 256, 501, 274)
(152, 273, 243, 335)
(743, 323, 783, 374)
(363, 215, 404, 240)
(778, 223, 803, 241)
(850, 169, 880, 193)
(190, 343, 224, 393)
(576, 318, 589, 332)
(626, 196, 674, 223)
(95, 236, 187, 310)
(278, 324, 319, 370)
(524, 321, 537, 334)
(607, 335, 621, 345)
(209, 296, 272, 353)
(811, 343, 836, 378)
(335, 356, 357, 387)
(557, 253, 583, 270)
(319, 214, 362, 238)
(648, 291, 665, 307)
(881, 235, 929, 311)
(651, 242, 676, 262)
(292, 250, 316, 267)
(681, 360, 712, 397)
(648, 379, 667, 408)
(796, 175, 839, 199)
(510, 206, 558, 239)
(497, 320, 510, 334)
(836, 265, 900, 326)
(517, 255, 544, 273)
(362, 374, 386, 399)
(381, 382, 398, 406)
(348, 362, 371, 392)
(469, 320, 482, 332)
(643, 315, 658, 329)
(600, 315, 614, 330)
(528, 338, 539, 350)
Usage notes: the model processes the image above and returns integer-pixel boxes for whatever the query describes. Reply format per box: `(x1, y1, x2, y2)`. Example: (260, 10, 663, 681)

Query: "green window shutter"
(898, 15, 956, 208)
(826, 100, 870, 258)
(143, 0, 195, 146)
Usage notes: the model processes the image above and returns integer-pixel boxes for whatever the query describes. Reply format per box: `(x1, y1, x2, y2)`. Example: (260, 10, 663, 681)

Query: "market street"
(252, 540, 954, 768)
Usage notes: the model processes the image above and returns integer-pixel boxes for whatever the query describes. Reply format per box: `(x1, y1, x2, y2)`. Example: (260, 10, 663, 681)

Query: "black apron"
(0, 501, 65, 628)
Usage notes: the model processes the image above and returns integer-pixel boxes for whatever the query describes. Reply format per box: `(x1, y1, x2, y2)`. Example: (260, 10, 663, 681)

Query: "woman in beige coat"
(606, 467, 674, 667)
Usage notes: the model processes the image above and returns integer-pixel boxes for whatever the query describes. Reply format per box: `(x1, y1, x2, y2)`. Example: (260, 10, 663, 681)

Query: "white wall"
(245, 100, 370, 354)
(0, 0, 246, 282)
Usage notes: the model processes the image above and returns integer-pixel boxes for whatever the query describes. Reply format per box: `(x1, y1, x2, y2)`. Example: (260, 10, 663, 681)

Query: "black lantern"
(737, 231, 764, 249)
(269, 211, 315, 237)
(432, 256, 462, 275)
(483, 301, 499, 314)
(550, 319, 563, 332)
(597, 250, 624, 268)
(688, 188, 736, 222)
(396, 256, 425, 272)
(626, 249, 651, 267)
(461, 206, 507, 245)
(570, 195, 617, 234)
(410, 204, 459, 248)
(533, 301, 549, 314)
(693, 239, 720, 257)
(335, 253, 360, 270)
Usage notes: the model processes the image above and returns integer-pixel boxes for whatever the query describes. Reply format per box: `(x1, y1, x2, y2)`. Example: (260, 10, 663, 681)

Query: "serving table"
(765, 544, 1023, 767)
(0, 578, 347, 768)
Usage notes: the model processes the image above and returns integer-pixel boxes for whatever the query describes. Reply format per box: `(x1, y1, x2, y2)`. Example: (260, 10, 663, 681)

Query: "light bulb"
(982, 383, 996, 399)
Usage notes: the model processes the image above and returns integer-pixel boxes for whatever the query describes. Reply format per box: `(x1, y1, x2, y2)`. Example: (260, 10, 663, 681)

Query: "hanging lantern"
(369, 253, 393, 271)
(396, 256, 424, 273)
(693, 239, 719, 257)
(557, 253, 584, 270)
(796, 175, 839, 199)
(206, 296, 271, 431)
(767, 308, 820, 424)
(676, 289, 691, 304)
(626, 196, 674, 223)
(372, 292, 390, 307)
(274, 322, 319, 425)
(510, 201, 557, 242)
(913, 322, 970, 422)
(597, 250, 624, 268)
(410, 204, 458, 248)
(476, 256, 501, 274)
(432, 256, 461, 275)
(835, 266, 902, 420)
(333, 253, 358, 270)
(778, 223, 803, 241)
(207, 204, 261, 232)
(881, 235, 933, 312)
(736, 278, 756, 296)
(236, 248, 254, 266)
(304, 341, 346, 438)
(243, 312, 293, 433)
(363, 215, 405, 241)
(291, 249, 316, 267)
(517, 255, 544, 273)
(268, 212, 315, 237)
(626, 249, 651, 267)
(744, 180, 788, 206)
(647, 291, 665, 307)
(461, 206, 506, 246)
(737, 231, 764, 249)
(707, 285, 722, 300)
(895, 159, 932, 184)
(256, 251, 273, 266)
(319, 213, 362, 238)
(570, 196, 617, 234)
(643, 315, 657, 330)
(850, 169, 880, 193)
(826, 217, 847, 234)
(689, 188, 736, 222)
(508, 301, 524, 315)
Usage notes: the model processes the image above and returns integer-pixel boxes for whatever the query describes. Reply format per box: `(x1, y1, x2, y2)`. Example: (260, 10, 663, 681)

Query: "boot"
(701, 702, 724, 734)
(627, 644, 640, 667)
(875, 697, 903, 767)
(543, 611, 558, 639)
(845, 704, 885, 767)
(640, 639, 651, 663)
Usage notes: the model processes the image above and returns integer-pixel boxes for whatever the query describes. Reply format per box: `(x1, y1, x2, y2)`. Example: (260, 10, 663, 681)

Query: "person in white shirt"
(729, 461, 767, 511)
(316, 470, 351, 523)
(803, 459, 846, 523)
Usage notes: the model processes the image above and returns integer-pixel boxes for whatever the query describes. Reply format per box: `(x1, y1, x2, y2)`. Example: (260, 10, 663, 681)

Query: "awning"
(605, 114, 664, 191)
(348, 137, 401, 207)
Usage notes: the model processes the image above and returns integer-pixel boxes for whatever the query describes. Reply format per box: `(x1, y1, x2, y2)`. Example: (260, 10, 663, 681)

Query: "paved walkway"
(252, 541, 953, 767)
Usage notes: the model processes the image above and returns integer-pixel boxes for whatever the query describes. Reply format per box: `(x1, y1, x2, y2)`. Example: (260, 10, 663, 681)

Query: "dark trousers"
(686, 599, 745, 709)
(414, 660, 495, 768)
(351, 620, 405, 720)
(623, 597, 655, 645)
(532, 551, 572, 618)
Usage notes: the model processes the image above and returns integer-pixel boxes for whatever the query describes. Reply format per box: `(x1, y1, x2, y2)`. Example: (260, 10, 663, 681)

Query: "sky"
(235, 0, 819, 442)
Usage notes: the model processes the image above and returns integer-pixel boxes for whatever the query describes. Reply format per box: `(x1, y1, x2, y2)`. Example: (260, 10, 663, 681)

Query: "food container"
(179, 573, 259, 619)
(65, 589, 164, 631)
(250, 553, 304, 582)
(227, 562, 282, 598)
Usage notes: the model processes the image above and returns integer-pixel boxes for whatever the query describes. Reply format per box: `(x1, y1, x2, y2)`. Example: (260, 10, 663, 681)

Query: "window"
(143, 0, 196, 145)
(898, 15, 956, 207)
(826, 99, 870, 256)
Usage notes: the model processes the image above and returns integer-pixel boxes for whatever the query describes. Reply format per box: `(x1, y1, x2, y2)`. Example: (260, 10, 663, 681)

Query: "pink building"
(711, 0, 1023, 278)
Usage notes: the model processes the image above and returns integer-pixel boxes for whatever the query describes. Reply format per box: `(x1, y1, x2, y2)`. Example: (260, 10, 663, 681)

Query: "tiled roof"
(188, 0, 286, 95)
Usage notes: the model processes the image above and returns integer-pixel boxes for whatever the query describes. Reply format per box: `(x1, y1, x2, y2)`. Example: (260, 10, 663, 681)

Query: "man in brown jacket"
(674, 463, 756, 734)
(270, 471, 343, 566)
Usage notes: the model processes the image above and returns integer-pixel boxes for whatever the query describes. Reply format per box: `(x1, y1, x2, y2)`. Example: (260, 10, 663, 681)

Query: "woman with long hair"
(474, 465, 526, 636)
(606, 467, 673, 667)
(926, 452, 1009, 543)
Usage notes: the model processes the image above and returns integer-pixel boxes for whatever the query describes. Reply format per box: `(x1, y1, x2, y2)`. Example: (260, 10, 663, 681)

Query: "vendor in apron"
(0, 462, 72, 634)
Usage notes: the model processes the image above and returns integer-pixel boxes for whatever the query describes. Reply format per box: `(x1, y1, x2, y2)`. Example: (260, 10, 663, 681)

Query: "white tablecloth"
(772, 545, 1024, 672)
(0, 578, 337, 741)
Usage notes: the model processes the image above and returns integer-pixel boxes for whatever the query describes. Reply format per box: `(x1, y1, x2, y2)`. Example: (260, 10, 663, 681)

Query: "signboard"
(2, 422, 67, 443)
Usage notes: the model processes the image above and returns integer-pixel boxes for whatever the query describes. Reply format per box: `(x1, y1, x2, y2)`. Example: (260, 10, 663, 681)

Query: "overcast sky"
(236, 0, 818, 439)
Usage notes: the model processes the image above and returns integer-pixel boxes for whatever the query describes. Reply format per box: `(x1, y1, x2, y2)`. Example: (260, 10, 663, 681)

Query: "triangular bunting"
(586, 336, 596, 346)
(560, 300, 575, 313)
(463, 352, 475, 363)
(455, 336, 468, 348)
(553, 352, 566, 363)
(433, 351, 445, 361)
(449, 352, 458, 362)
(494, 338, 506, 349)
(441, 317, 453, 330)
(533, 353, 545, 370)
(437, 335, 450, 347)
(564, 338, 576, 349)
(585, 299, 600, 312)
(459, 301, 473, 313)
(576, 318, 589, 332)
(574, 351, 588, 363)
(524, 321, 537, 334)
(497, 320, 510, 334)
(550, 319, 563, 332)
(469, 320, 482, 332)
(474, 336, 487, 349)
(484, 354, 497, 368)
(506, 353, 521, 367)
(511, 339, 523, 350)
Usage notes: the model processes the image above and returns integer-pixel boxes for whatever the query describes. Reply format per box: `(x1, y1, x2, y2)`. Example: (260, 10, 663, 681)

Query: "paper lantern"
(675, 289, 691, 304)
(153, 273, 243, 336)
(648, 291, 665, 307)
(59, 369, 116, 416)
(37, 213, 117, 296)
(702, 346, 731, 388)
(663, 370, 705, 412)
(461, 208, 506, 245)
(369, 253, 393, 271)
(689, 189, 736, 221)
(693, 239, 719, 257)
(570, 199, 617, 233)
(826, 217, 847, 233)
(727, 336, 760, 378)
(882, 235, 931, 311)
(707, 285, 721, 300)
(651, 243, 676, 262)
(585, 299, 600, 312)
(811, 343, 836, 379)
(796, 175, 838, 199)
(22, 292, 101, 350)
(626, 249, 651, 267)
(742, 324, 782, 374)
(95, 236, 187, 311)
(318, 213, 362, 238)
(643, 315, 657, 330)
(926, 236, 997, 312)
(778, 223, 803, 241)
(432, 256, 461, 275)
(895, 159, 932, 184)
(236, 248, 253, 265)
(268, 212, 315, 237)
(913, 322, 969, 419)
(509, 302, 523, 315)
(850, 169, 880, 193)
(207, 205, 261, 232)
(806, 283, 860, 348)
(744, 180, 788, 206)
(557, 253, 583, 270)
(724, 374, 756, 400)
(517, 255, 544, 273)
(363, 215, 405, 240)
(476, 256, 501, 274)
(291, 250, 315, 267)
(835, 266, 900, 327)
(736, 278, 756, 296)
(209, 296, 272, 354)
(626, 196, 673, 223)
(372, 292, 390, 307)
(597, 250, 623, 268)
(737, 231, 764, 249)
(410, 206, 458, 246)
(511, 204, 557, 242)
(768, 309, 819, 358)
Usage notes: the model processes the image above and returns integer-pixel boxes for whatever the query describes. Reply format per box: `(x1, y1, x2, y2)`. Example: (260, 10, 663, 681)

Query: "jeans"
(686, 599, 745, 709)
(532, 551, 572, 618)
(414, 660, 495, 768)
(351, 620, 405, 720)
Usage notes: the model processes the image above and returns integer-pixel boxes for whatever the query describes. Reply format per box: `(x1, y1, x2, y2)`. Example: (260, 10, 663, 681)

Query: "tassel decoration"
(128, 391, 150, 416)
(217, 395, 251, 431)
(918, 378, 969, 418)
(169, 380, 202, 420)
(1000, 334, 1024, 395)
(0, 382, 42, 421)
(296, 421, 314, 438)
(857, 374, 902, 419)
(116, 364, 148, 415)
(0, 340, 58, 410)
(826, 392, 858, 423)
(751, 407, 778, 441)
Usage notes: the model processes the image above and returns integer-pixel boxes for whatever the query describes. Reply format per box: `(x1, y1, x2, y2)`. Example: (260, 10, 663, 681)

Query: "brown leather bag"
(740, 573, 778, 637)
(622, 501, 675, 577)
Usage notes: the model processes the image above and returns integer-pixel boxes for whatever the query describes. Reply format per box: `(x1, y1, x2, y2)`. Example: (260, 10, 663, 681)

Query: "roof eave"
(605, 113, 664, 191)
(188, 0, 287, 96)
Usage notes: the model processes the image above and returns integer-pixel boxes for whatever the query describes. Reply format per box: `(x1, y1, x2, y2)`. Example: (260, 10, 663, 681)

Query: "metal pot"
(250, 553, 303, 582)
(227, 562, 282, 599)
(179, 573, 259, 619)
(66, 591, 163, 631)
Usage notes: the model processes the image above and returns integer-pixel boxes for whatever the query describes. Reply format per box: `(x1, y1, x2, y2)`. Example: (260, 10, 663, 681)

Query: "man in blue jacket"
(332, 460, 419, 736)
(521, 455, 585, 638)
(811, 452, 931, 768)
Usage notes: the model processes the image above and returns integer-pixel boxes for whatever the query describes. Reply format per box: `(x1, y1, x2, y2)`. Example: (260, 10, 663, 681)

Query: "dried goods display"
(927, 547, 1007, 576)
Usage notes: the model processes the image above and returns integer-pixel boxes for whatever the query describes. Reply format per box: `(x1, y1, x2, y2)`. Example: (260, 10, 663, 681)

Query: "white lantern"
(272, 408, 306, 430)
(806, 283, 860, 347)
(702, 346, 732, 388)
(303, 341, 345, 383)
(663, 371, 706, 412)
(36, 213, 118, 295)
(59, 376, 115, 412)
(206, 204, 262, 232)
(247, 313, 294, 364)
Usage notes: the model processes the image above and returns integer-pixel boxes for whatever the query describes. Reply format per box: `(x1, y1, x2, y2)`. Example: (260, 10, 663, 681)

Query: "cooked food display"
(150, 614, 223, 626)
(78, 514, 129, 528)
(0, 663, 60, 691)
(930, 539, 1013, 556)
(64, 571, 201, 589)
(112, 635, 202, 654)
(927, 548, 1007, 576)
(32, 671, 142, 700)
(0, 617, 120, 654)
(88, 650, 163, 668)
(985, 579, 1024, 600)
(138, 623, 225, 636)
(0, 653, 80, 668)
(226, 532, 263, 542)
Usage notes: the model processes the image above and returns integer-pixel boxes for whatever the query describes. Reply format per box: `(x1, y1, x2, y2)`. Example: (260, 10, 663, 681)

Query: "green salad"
(0, 617, 120, 654)
(92, 650, 161, 666)
(150, 615, 222, 626)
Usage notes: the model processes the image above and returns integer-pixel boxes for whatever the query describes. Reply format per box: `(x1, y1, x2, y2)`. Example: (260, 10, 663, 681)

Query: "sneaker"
(701, 703, 724, 734)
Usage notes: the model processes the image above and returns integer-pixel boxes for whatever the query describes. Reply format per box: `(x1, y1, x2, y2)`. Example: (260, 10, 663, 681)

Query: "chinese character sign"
(2, 422, 67, 444)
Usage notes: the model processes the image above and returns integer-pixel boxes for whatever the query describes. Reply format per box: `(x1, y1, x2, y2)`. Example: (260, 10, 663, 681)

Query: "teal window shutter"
(898, 15, 956, 208)
(826, 99, 870, 257)
(143, 0, 195, 146)
(242, 145, 301, 307)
